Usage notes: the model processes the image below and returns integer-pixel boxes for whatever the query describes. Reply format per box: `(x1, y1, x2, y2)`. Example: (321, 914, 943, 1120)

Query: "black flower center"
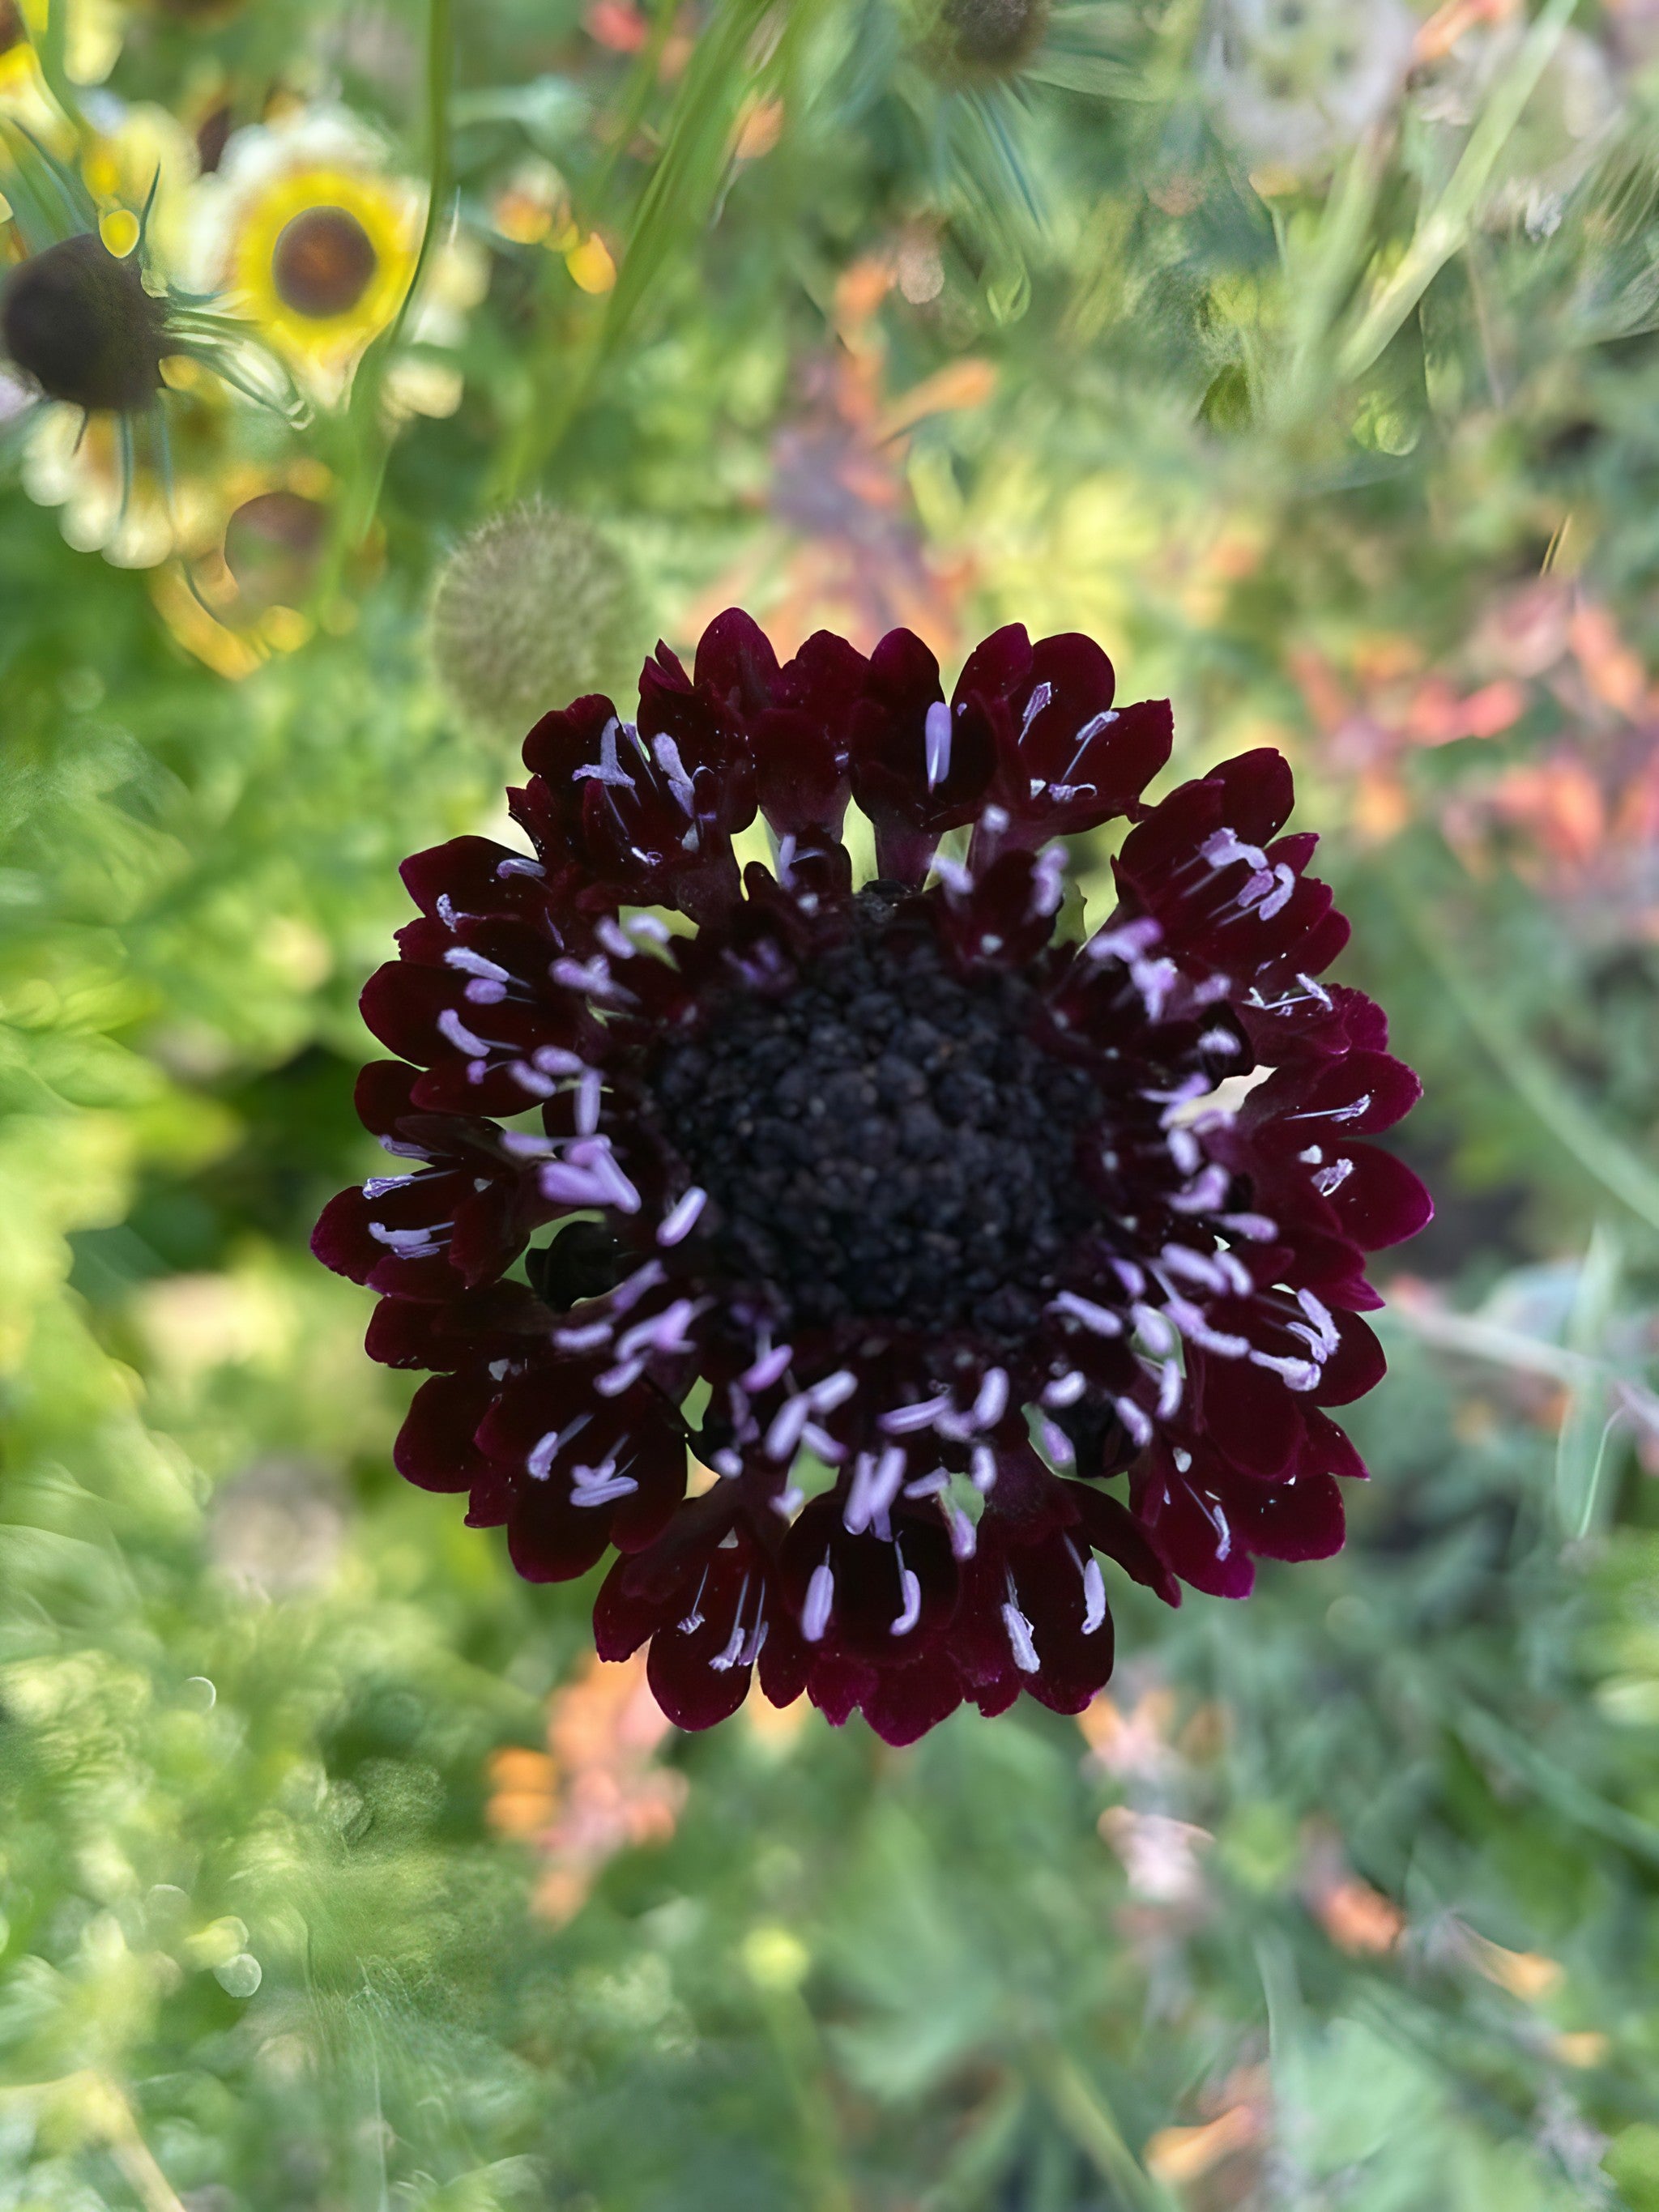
(647, 889, 1103, 1340)
(1, 235, 168, 414)
(271, 206, 378, 319)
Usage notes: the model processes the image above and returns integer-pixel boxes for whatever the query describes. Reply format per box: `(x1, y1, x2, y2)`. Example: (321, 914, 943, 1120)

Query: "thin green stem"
(30, 0, 89, 143)
(1383, 855, 1659, 1238)
(316, 0, 453, 603)
(1033, 2045, 1179, 2212)
(1335, 0, 1580, 384)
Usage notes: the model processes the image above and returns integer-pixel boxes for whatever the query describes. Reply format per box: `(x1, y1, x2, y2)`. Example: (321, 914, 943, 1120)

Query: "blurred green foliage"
(6, 0, 1659, 2205)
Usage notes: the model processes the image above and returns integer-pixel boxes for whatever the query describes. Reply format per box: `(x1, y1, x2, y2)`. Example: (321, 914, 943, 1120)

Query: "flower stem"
(317, 0, 454, 606)
(1381, 853, 1659, 1239)
(1334, 0, 1580, 386)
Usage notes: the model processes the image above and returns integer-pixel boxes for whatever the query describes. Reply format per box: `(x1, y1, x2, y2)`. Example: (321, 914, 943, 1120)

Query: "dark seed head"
(932, 0, 1051, 77)
(224, 490, 329, 609)
(1, 235, 168, 413)
(270, 206, 379, 320)
(646, 889, 1103, 1344)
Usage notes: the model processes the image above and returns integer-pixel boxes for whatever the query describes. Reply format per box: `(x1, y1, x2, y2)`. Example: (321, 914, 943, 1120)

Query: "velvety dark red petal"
(862, 1652, 965, 1745)
(400, 835, 555, 922)
(1066, 1484, 1181, 1606)
(521, 693, 620, 784)
(850, 626, 994, 881)
(1197, 1353, 1304, 1481)
(360, 961, 462, 1067)
(1132, 1451, 1257, 1600)
(1301, 1408, 1368, 1482)
(692, 607, 781, 714)
(312, 1186, 390, 1285)
(1226, 1468, 1346, 1562)
(1313, 1311, 1388, 1405)
(508, 1484, 616, 1583)
(1324, 1144, 1435, 1250)
(645, 1616, 758, 1729)
(1212, 748, 1295, 844)
(394, 1370, 497, 1492)
(362, 1283, 545, 1370)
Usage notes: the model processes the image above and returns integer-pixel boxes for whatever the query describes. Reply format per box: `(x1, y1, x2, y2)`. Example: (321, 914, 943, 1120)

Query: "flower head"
(429, 502, 638, 741)
(1202, 0, 1417, 180)
(923, 0, 1051, 83)
(316, 612, 1431, 1744)
(188, 104, 484, 412)
(1, 117, 301, 564)
(2, 228, 166, 411)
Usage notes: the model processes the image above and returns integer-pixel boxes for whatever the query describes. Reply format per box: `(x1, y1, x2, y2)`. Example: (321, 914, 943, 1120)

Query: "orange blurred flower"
(485, 1651, 687, 1925)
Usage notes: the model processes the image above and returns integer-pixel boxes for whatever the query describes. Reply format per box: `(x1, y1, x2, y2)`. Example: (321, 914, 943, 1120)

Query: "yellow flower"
(230, 164, 413, 365)
(187, 105, 483, 412)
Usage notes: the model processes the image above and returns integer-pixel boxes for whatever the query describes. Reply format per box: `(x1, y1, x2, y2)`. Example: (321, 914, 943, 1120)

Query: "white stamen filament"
(802, 1561, 834, 1643)
(1003, 1599, 1040, 1674)
(766, 1394, 812, 1462)
(595, 1357, 646, 1396)
(924, 700, 953, 790)
(880, 1392, 953, 1435)
(972, 1366, 1009, 1429)
(576, 1068, 603, 1135)
(890, 1560, 923, 1638)
(1051, 1290, 1124, 1337)
(437, 1008, 490, 1058)
(1042, 1370, 1087, 1408)
(741, 1342, 794, 1393)
(808, 1370, 858, 1413)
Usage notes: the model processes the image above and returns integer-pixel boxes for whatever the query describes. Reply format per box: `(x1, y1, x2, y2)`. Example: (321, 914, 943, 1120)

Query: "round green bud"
(429, 503, 639, 740)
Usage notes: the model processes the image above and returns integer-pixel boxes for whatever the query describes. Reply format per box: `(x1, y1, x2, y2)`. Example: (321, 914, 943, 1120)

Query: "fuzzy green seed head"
(429, 503, 638, 740)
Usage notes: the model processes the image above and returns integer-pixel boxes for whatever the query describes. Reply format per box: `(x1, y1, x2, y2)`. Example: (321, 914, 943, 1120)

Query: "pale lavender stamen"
(924, 700, 953, 790)
(1051, 1290, 1124, 1337)
(741, 1342, 794, 1393)
(595, 1356, 646, 1396)
(656, 1185, 707, 1247)
(1003, 1599, 1040, 1674)
(576, 1068, 603, 1135)
(890, 1558, 923, 1638)
(437, 1008, 490, 1057)
(972, 1366, 1009, 1429)
(801, 1560, 834, 1643)
(880, 1392, 953, 1435)
(1042, 1370, 1087, 1408)
(766, 1393, 812, 1462)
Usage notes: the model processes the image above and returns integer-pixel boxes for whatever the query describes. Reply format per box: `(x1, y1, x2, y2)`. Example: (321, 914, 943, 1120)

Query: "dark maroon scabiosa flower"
(315, 611, 1431, 1744)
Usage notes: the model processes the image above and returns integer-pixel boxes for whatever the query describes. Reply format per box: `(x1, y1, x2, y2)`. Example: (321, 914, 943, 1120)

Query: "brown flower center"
(0, 0, 23, 54)
(937, 0, 1050, 74)
(1, 235, 168, 414)
(270, 206, 378, 320)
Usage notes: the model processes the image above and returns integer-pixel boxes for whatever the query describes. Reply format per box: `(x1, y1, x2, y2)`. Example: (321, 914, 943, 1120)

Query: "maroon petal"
(849, 627, 994, 882)
(1197, 1353, 1304, 1481)
(1313, 1311, 1388, 1406)
(1323, 1145, 1435, 1250)
(1066, 1483, 1181, 1606)
(1132, 1448, 1257, 1600)
(394, 1370, 497, 1492)
(1301, 1408, 1368, 1481)
(1226, 1468, 1346, 1562)
(862, 1651, 965, 1745)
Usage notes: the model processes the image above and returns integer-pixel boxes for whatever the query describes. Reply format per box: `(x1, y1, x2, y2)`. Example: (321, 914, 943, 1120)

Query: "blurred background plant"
(5, 0, 1659, 2205)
